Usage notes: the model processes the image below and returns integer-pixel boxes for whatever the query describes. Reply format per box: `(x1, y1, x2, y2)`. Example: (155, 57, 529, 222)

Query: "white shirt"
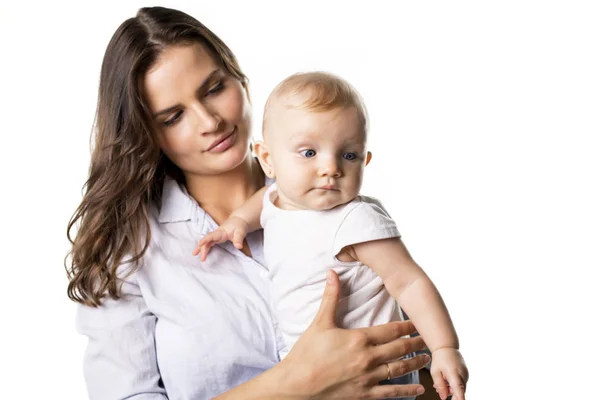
(76, 177, 283, 400)
(261, 184, 404, 357)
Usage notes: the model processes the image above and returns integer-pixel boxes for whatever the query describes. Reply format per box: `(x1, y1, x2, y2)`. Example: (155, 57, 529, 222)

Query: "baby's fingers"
(195, 234, 215, 251)
(194, 231, 228, 259)
(431, 370, 450, 400)
(193, 240, 213, 258)
(192, 244, 202, 256)
(447, 373, 466, 400)
(200, 230, 229, 247)
(199, 245, 215, 262)
(232, 228, 246, 249)
(193, 242, 214, 261)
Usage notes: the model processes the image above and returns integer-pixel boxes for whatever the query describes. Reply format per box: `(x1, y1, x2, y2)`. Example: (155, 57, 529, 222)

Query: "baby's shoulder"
(331, 195, 394, 226)
(351, 194, 390, 216)
(356, 194, 385, 208)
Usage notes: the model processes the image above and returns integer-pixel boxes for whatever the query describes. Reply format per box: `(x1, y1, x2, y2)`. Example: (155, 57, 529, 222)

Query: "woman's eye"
(206, 81, 224, 96)
(300, 149, 316, 158)
(163, 110, 183, 127)
(343, 152, 357, 161)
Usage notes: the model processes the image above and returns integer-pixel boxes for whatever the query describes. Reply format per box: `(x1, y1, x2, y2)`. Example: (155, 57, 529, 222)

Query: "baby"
(194, 72, 468, 399)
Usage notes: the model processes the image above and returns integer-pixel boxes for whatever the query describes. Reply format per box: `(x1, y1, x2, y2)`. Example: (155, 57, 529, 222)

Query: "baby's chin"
(303, 192, 357, 211)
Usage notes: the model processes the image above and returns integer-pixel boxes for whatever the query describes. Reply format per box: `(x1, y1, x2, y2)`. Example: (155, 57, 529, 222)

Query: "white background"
(1, 1, 599, 399)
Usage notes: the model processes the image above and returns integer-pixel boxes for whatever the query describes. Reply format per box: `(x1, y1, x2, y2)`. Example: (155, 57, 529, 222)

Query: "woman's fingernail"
(416, 386, 425, 394)
(423, 354, 431, 363)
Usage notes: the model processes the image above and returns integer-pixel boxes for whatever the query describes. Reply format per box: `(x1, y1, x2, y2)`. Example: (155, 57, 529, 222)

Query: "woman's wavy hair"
(66, 6, 248, 306)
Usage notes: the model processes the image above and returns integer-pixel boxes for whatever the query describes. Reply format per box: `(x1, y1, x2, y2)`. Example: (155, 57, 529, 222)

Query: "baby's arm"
(193, 185, 269, 261)
(349, 238, 468, 400)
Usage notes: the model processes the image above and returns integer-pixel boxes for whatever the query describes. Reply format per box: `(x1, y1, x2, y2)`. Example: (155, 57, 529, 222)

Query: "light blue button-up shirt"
(76, 177, 418, 399)
(77, 177, 283, 399)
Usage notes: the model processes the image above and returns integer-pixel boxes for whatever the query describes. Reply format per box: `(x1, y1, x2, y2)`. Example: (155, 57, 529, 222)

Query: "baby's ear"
(254, 141, 276, 178)
(365, 151, 372, 166)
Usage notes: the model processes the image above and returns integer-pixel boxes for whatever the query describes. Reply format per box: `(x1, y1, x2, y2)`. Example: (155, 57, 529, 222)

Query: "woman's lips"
(206, 128, 237, 153)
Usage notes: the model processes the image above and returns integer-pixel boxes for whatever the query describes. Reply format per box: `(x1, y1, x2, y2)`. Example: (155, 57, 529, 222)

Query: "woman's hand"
(281, 270, 430, 399)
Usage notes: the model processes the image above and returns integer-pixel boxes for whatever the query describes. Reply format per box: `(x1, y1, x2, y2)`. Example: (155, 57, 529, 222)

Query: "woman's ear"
(254, 141, 275, 178)
(365, 151, 372, 166)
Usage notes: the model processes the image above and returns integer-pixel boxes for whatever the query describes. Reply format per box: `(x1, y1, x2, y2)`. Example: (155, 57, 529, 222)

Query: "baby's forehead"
(268, 108, 366, 143)
(265, 91, 312, 115)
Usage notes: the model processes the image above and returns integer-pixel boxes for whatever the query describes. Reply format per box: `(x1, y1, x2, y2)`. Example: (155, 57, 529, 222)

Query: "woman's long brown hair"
(66, 7, 248, 306)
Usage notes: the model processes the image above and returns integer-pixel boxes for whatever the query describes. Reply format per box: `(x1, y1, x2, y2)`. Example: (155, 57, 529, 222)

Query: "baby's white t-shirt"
(260, 183, 404, 357)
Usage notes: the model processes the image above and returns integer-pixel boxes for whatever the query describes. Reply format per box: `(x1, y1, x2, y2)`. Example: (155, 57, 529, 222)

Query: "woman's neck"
(184, 156, 264, 224)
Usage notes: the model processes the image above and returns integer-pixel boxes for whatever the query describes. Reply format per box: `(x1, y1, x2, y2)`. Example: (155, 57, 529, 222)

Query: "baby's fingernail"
(326, 270, 334, 284)
(417, 386, 425, 394)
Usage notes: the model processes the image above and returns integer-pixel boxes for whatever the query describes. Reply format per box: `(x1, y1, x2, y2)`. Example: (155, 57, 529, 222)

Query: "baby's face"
(265, 106, 369, 211)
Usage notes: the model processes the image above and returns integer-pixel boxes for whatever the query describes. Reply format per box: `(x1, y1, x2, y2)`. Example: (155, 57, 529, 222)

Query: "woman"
(67, 6, 431, 399)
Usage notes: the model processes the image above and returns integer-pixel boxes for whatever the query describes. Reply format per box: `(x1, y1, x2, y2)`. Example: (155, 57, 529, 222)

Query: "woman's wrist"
(214, 358, 310, 400)
(264, 357, 313, 400)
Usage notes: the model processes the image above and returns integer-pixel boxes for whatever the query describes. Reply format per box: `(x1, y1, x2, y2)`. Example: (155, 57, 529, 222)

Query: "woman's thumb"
(313, 270, 341, 328)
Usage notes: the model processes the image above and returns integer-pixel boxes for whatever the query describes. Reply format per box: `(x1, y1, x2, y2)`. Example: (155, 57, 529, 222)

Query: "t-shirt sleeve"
(332, 198, 401, 257)
(260, 182, 277, 229)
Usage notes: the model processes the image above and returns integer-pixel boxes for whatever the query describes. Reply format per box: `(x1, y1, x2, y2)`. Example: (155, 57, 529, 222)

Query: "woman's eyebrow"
(152, 69, 223, 117)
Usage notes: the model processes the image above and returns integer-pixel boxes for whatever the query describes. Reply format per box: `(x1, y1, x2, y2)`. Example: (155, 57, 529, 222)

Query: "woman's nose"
(192, 103, 222, 134)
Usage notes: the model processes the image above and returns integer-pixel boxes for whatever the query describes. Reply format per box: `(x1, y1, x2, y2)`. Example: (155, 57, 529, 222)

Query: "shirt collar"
(158, 177, 198, 223)
(157, 175, 276, 224)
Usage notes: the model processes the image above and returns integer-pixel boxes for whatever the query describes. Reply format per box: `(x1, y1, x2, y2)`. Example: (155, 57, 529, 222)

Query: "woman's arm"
(215, 271, 430, 400)
(77, 272, 167, 400)
(79, 268, 428, 400)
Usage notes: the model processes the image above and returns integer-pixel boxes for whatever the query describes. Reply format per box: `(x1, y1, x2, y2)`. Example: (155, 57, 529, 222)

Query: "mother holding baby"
(67, 6, 436, 399)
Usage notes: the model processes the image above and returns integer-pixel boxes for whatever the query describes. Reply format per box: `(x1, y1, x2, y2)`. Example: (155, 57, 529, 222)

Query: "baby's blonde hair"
(262, 71, 369, 137)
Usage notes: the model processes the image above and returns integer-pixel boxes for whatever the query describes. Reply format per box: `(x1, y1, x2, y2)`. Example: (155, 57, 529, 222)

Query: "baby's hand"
(430, 348, 468, 400)
(192, 216, 250, 261)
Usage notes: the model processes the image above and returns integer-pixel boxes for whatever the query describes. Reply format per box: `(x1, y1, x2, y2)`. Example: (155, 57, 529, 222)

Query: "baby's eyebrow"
(343, 140, 366, 147)
(288, 130, 315, 143)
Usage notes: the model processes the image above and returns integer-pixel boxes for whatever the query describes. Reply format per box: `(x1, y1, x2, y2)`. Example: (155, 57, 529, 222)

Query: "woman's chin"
(211, 144, 251, 174)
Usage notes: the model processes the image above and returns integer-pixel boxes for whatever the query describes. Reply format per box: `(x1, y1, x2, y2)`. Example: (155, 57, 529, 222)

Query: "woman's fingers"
(366, 383, 425, 399)
(311, 270, 340, 329)
(388, 353, 431, 380)
(372, 336, 426, 365)
(367, 353, 430, 385)
(359, 320, 418, 345)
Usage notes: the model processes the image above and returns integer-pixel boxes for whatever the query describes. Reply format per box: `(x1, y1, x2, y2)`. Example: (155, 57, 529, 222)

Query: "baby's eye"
(343, 152, 357, 161)
(300, 149, 317, 158)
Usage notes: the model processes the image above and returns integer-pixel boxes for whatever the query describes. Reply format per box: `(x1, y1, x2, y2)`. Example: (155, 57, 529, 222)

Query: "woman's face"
(144, 43, 252, 178)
